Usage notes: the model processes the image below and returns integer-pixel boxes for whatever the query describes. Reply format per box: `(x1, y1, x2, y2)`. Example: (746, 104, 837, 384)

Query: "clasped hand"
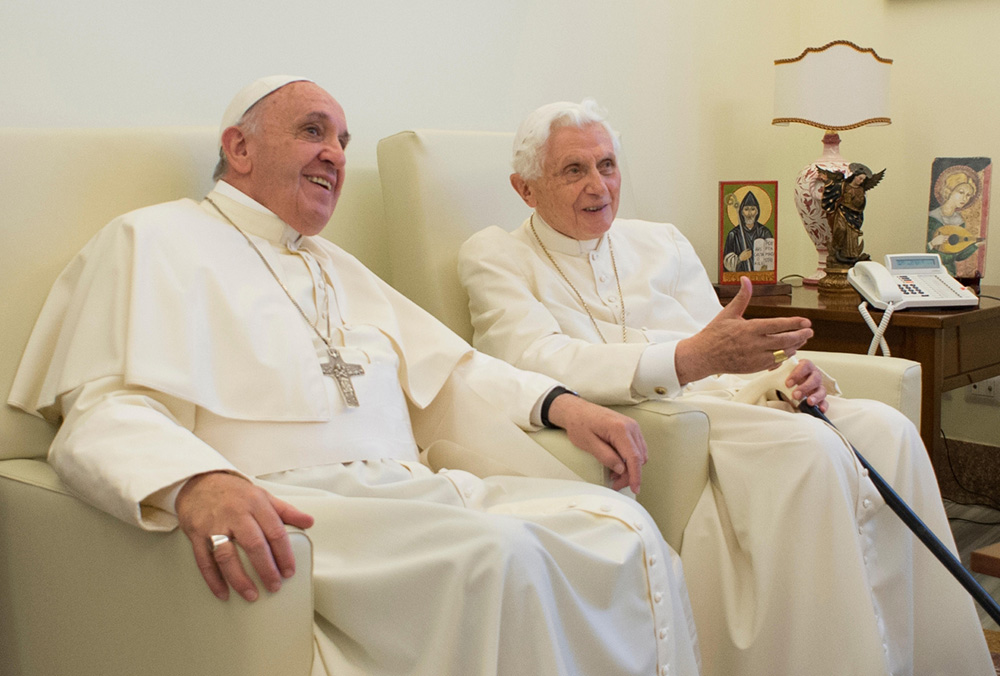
(176, 471, 314, 602)
(546, 393, 648, 494)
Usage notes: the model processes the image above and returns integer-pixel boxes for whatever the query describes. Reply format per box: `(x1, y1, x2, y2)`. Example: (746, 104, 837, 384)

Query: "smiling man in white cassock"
(457, 99, 994, 676)
(7, 78, 702, 676)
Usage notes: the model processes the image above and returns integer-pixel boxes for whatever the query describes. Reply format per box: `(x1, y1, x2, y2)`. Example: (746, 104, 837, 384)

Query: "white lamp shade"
(773, 41, 891, 131)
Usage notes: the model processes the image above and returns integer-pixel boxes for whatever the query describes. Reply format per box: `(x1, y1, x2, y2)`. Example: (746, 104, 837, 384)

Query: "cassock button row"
(600, 504, 612, 513)
(862, 468, 870, 477)
(590, 253, 598, 261)
(568, 501, 578, 508)
(648, 556, 657, 566)
(660, 665, 670, 675)
(863, 498, 872, 509)
(858, 526, 864, 535)
(600, 274, 608, 282)
(659, 627, 669, 640)
(654, 592, 663, 603)
(634, 520, 644, 531)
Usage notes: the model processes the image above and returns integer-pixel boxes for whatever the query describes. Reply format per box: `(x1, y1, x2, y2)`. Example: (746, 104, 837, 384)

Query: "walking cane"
(737, 358, 1000, 625)
(798, 400, 1000, 624)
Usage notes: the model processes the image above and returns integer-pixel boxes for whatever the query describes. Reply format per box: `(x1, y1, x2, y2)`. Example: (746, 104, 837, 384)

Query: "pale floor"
(945, 499, 1000, 631)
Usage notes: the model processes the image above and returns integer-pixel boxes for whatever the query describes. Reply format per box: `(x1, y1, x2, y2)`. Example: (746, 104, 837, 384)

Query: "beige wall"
(1, 0, 996, 443)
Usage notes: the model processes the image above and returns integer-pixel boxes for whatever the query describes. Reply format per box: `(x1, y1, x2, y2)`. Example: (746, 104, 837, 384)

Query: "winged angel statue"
(819, 163, 885, 265)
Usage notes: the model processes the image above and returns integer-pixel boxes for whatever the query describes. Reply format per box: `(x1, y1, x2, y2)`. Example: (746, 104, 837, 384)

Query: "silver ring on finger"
(209, 534, 232, 553)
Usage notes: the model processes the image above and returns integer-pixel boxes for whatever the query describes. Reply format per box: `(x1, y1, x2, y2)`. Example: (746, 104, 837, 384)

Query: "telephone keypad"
(895, 274, 967, 299)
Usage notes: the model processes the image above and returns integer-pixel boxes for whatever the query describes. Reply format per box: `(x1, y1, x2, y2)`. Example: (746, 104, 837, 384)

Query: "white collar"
(212, 181, 305, 249)
(531, 212, 605, 256)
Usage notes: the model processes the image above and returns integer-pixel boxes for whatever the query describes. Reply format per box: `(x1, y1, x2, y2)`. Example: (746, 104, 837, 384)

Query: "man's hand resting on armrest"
(546, 394, 648, 495)
(176, 471, 315, 602)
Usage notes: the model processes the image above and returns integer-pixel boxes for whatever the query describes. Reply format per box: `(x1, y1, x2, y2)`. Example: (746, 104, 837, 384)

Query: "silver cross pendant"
(322, 347, 365, 408)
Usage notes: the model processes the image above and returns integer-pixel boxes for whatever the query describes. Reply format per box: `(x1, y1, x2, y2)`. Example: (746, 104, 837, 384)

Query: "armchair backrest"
(377, 129, 635, 342)
(0, 127, 218, 459)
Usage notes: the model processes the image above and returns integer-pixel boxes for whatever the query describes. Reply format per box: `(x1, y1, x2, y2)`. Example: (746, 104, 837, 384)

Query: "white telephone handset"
(848, 261, 903, 308)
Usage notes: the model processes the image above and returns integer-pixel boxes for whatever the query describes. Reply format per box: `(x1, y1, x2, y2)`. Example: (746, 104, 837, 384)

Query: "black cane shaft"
(799, 402, 1000, 626)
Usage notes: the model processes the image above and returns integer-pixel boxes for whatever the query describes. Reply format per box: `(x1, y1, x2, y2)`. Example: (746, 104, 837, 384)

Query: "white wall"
(2, 0, 997, 442)
(0, 0, 720, 277)
(5, 0, 997, 278)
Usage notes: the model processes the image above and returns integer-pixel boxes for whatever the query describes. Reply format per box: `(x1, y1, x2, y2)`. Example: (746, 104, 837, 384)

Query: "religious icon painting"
(926, 158, 991, 283)
(718, 181, 778, 286)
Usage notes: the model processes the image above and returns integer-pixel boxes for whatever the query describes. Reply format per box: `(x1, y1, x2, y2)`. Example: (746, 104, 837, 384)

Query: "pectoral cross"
(322, 348, 365, 408)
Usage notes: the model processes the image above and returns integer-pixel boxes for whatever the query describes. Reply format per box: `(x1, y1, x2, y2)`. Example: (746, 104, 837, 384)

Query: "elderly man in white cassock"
(8, 79, 703, 676)
(457, 99, 994, 676)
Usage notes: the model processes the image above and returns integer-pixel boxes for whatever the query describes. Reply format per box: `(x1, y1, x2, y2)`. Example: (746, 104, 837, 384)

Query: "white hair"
(212, 100, 268, 181)
(511, 98, 620, 181)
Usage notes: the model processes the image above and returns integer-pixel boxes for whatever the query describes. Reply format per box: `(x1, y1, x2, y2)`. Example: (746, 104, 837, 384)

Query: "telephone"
(847, 254, 979, 310)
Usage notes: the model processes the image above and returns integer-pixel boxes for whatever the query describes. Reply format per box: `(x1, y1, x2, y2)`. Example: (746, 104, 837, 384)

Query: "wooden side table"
(733, 285, 1000, 492)
(972, 543, 1000, 578)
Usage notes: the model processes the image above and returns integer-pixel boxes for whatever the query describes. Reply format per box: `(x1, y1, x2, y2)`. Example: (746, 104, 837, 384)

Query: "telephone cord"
(858, 301, 894, 356)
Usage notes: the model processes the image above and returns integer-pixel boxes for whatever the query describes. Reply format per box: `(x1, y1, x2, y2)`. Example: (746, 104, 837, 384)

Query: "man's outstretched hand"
(675, 277, 813, 385)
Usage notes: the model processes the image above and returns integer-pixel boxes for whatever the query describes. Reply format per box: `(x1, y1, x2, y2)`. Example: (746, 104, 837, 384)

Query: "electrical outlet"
(970, 377, 999, 399)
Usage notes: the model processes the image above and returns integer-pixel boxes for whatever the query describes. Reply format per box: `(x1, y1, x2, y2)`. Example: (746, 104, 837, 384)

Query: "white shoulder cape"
(9, 198, 473, 424)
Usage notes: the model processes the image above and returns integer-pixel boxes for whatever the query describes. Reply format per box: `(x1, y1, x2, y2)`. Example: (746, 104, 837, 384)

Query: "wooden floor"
(946, 499, 1000, 631)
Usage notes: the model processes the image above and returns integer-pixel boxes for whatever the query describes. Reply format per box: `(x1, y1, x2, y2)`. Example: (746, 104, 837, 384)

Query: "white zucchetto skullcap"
(219, 75, 313, 146)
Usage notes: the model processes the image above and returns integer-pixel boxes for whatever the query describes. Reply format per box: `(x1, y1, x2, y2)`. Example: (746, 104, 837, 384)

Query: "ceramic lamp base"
(794, 133, 849, 286)
(802, 250, 828, 286)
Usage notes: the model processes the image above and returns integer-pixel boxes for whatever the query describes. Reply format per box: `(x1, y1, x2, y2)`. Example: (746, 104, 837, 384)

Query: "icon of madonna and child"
(927, 158, 991, 283)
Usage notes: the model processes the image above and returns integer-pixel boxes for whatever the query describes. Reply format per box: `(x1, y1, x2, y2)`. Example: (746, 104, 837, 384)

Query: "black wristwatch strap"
(541, 386, 578, 429)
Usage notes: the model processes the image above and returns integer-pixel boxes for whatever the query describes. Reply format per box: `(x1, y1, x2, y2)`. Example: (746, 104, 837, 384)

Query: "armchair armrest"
(0, 459, 314, 676)
(612, 400, 710, 550)
(531, 400, 710, 550)
(424, 400, 710, 552)
(800, 350, 922, 427)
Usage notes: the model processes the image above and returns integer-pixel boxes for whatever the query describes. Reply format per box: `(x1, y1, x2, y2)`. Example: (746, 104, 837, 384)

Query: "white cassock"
(458, 214, 994, 676)
(8, 184, 702, 676)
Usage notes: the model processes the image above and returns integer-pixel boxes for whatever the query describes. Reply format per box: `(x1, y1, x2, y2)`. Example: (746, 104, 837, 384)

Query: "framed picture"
(718, 181, 778, 286)
(926, 157, 991, 282)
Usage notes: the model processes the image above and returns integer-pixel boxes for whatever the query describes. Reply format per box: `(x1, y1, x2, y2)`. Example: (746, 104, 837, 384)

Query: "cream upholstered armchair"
(0, 129, 313, 676)
(376, 128, 923, 550)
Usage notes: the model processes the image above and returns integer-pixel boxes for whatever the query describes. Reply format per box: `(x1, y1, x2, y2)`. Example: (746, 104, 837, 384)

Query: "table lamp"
(773, 40, 892, 285)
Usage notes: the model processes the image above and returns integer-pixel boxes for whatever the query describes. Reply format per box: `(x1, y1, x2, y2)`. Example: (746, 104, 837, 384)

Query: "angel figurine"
(819, 163, 886, 265)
